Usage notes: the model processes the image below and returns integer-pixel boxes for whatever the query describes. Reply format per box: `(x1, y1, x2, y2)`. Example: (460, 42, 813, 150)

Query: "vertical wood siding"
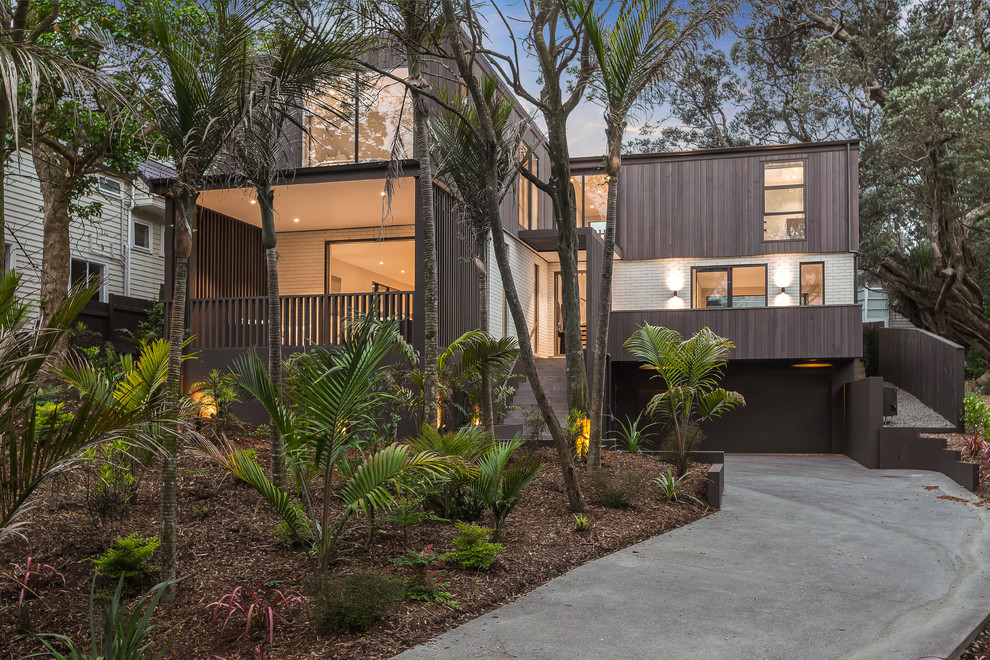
(434, 185, 480, 346)
(188, 206, 266, 299)
(877, 327, 965, 428)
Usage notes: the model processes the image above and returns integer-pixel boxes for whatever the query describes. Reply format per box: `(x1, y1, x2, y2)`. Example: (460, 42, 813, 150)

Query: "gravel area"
(884, 383, 955, 429)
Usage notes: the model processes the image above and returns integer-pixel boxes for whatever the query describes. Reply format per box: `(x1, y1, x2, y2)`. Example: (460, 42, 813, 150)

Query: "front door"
(554, 270, 587, 355)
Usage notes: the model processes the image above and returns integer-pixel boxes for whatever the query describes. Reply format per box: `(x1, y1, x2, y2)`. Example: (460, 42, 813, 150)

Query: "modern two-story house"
(158, 59, 862, 455)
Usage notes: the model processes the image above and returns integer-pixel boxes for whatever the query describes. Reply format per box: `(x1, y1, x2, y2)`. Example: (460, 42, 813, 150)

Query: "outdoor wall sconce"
(774, 268, 791, 289)
(667, 294, 685, 309)
(774, 291, 792, 306)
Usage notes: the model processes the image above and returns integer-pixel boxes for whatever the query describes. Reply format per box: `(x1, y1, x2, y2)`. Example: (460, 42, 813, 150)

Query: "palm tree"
(624, 325, 745, 476)
(228, 11, 366, 487)
(139, 0, 261, 597)
(438, 2, 587, 512)
(431, 77, 520, 435)
(0, 273, 166, 543)
(576, 0, 734, 471)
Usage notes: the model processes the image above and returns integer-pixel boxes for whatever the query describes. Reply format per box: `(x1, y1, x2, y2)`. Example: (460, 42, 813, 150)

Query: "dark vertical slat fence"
(186, 291, 413, 350)
(189, 206, 266, 299)
(876, 327, 965, 428)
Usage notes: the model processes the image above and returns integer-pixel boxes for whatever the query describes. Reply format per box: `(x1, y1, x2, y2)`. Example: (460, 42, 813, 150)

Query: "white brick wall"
(487, 234, 554, 357)
(275, 224, 414, 295)
(612, 252, 856, 310)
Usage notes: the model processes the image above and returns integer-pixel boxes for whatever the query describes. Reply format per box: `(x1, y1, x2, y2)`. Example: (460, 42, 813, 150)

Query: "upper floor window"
(571, 174, 607, 235)
(3, 243, 12, 271)
(692, 265, 767, 309)
(97, 176, 121, 197)
(800, 262, 824, 305)
(133, 220, 152, 251)
(71, 258, 105, 302)
(519, 144, 539, 230)
(304, 70, 414, 167)
(763, 161, 805, 241)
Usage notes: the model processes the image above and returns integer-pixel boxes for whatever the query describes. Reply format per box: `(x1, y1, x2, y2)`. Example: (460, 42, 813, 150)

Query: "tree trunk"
(587, 125, 623, 472)
(406, 33, 440, 430)
(259, 187, 285, 488)
(162, 191, 196, 602)
(33, 142, 74, 362)
(488, 208, 586, 512)
(477, 238, 494, 435)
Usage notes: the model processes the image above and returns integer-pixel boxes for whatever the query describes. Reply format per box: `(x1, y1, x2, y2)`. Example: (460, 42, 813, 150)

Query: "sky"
(476, 2, 745, 157)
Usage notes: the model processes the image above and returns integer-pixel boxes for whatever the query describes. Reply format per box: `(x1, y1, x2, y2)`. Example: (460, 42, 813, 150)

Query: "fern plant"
(474, 438, 543, 541)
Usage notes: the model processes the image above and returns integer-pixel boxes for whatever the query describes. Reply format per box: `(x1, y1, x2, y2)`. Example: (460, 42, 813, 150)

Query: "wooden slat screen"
(186, 291, 413, 349)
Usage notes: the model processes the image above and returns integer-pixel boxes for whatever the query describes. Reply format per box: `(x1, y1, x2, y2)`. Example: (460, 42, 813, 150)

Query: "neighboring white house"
(859, 284, 915, 328)
(3, 153, 169, 306)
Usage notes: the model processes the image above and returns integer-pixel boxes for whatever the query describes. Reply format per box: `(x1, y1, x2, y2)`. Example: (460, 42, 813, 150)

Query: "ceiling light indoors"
(293, 218, 299, 222)
(250, 200, 256, 204)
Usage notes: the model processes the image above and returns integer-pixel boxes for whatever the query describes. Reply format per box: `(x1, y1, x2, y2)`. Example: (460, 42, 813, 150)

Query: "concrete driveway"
(395, 455, 990, 660)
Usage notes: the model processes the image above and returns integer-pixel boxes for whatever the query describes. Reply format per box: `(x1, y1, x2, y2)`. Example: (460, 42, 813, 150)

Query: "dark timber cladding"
(415, 184, 480, 351)
(608, 305, 863, 361)
(570, 141, 859, 258)
(188, 206, 266, 299)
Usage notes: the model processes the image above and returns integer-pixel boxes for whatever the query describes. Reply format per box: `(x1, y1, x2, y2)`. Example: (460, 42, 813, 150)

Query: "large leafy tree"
(227, 6, 365, 487)
(577, 0, 732, 472)
(639, 0, 990, 355)
(137, 0, 261, 598)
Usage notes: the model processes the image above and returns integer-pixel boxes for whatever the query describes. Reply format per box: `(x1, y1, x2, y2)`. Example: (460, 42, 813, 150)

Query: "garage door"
(612, 361, 833, 453)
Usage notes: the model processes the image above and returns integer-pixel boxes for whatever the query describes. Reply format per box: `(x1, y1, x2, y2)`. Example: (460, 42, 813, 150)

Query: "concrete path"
(395, 456, 990, 660)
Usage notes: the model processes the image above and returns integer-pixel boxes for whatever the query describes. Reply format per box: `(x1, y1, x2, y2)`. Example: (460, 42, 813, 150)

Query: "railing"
(608, 304, 863, 361)
(185, 291, 414, 349)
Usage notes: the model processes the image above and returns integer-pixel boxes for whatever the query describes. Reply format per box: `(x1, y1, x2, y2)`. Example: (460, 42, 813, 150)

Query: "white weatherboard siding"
(4, 154, 167, 307)
(275, 224, 414, 295)
(611, 252, 857, 311)
(488, 233, 554, 358)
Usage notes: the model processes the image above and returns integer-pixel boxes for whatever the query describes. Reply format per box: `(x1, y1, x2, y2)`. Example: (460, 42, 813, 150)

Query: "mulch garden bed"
(0, 429, 712, 659)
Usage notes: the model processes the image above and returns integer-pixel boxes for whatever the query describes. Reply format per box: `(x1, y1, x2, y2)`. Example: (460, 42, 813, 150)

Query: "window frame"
(132, 219, 152, 252)
(97, 175, 122, 198)
(518, 143, 539, 230)
(70, 257, 107, 302)
(799, 261, 826, 306)
(762, 159, 807, 243)
(690, 264, 769, 309)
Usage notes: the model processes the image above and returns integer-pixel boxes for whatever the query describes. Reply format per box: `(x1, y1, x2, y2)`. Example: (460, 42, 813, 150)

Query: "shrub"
(34, 402, 74, 433)
(572, 513, 590, 532)
(967, 343, 987, 380)
(382, 496, 446, 546)
(590, 470, 649, 509)
(611, 413, 656, 454)
(310, 571, 406, 634)
(473, 438, 543, 541)
(444, 522, 504, 571)
(274, 501, 313, 547)
(93, 533, 160, 586)
(654, 466, 706, 506)
(522, 406, 547, 448)
(82, 439, 139, 526)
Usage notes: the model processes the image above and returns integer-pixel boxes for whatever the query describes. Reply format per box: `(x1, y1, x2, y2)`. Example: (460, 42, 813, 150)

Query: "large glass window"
(304, 70, 413, 166)
(692, 265, 767, 308)
(571, 174, 608, 235)
(763, 161, 805, 241)
(800, 262, 824, 305)
(519, 144, 539, 230)
(325, 239, 414, 294)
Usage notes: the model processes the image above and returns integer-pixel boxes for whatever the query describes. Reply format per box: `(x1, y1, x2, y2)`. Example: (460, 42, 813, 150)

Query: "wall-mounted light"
(667, 295, 685, 309)
(774, 268, 791, 289)
(774, 291, 791, 307)
(667, 270, 684, 292)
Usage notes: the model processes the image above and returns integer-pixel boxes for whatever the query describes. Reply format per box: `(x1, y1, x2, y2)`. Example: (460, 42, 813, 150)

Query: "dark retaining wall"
(876, 327, 965, 429)
(77, 295, 154, 353)
(845, 377, 978, 491)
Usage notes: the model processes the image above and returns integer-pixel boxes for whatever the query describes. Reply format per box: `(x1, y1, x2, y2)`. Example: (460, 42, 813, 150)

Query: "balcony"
(186, 291, 414, 350)
(607, 304, 862, 362)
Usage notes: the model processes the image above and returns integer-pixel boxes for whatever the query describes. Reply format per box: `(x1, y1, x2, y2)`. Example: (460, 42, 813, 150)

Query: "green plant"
(653, 466, 706, 506)
(119, 299, 165, 345)
(474, 438, 543, 541)
(611, 413, 656, 454)
(81, 439, 138, 526)
(0, 272, 170, 544)
(28, 575, 180, 660)
(310, 571, 406, 634)
(208, 582, 308, 650)
(567, 411, 590, 461)
(382, 496, 446, 547)
(190, 369, 241, 438)
(964, 392, 989, 438)
(234, 315, 460, 572)
(572, 513, 590, 531)
(391, 544, 457, 606)
(34, 402, 75, 433)
(624, 325, 745, 476)
(589, 470, 649, 509)
(273, 501, 312, 547)
(405, 425, 490, 522)
(967, 344, 987, 380)
(443, 522, 505, 571)
(521, 406, 547, 448)
(92, 534, 160, 587)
